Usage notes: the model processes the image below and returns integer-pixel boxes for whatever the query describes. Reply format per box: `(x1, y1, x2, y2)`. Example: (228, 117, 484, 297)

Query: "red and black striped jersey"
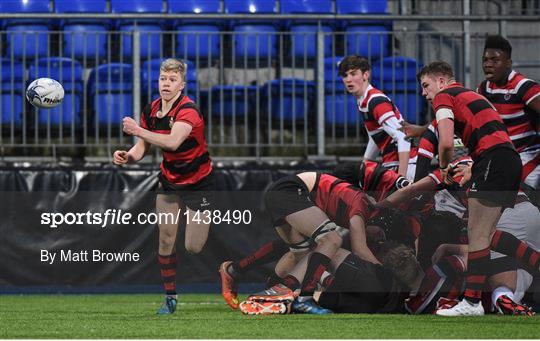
(432, 83, 514, 160)
(314, 174, 371, 229)
(418, 120, 438, 161)
(357, 84, 405, 164)
(140, 94, 212, 185)
(359, 160, 409, 202)
(477, 71, 540, 153)
(405, 255, 465, 314)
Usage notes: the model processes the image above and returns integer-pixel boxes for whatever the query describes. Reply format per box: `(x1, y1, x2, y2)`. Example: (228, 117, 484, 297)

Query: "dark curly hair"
(338, 55, 371, 77)
(484, 35, 512, 58)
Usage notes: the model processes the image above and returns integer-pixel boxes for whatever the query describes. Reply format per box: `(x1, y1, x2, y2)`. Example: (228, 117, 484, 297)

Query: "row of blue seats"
(1, 56, 423, 128)
(0, 27, 391, 61)
(1, 0, 391, 61)
(0, 0, 388, 16)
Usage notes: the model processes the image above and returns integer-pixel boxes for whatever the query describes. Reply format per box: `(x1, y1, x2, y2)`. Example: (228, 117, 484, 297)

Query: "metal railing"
(0, 11, 538, 160)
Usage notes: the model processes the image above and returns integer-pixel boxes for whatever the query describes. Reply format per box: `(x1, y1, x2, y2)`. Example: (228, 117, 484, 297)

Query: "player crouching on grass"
(113, 58, 214, 315)
(224, 171, 384, 314)
(218, 171, 419, 312)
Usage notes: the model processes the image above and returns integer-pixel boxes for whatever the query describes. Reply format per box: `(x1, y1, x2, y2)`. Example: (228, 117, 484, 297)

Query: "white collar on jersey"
(356, 84, 373, 107)
(486, 69, 516, 88)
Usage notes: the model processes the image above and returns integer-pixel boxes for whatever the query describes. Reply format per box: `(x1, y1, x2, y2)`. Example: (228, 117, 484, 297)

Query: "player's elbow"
(166, 137, 186, 152)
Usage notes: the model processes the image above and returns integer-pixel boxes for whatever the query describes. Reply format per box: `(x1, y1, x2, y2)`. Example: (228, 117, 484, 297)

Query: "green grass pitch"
(0, 294, 537, 338)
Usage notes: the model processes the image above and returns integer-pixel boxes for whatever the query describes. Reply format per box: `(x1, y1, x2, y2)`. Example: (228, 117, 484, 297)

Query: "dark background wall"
(0, 161, 335, 293)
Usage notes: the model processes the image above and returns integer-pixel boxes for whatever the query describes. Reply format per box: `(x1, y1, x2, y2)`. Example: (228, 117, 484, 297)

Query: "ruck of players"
(114, 35, 539, 317)
(216, 35, 540, 317)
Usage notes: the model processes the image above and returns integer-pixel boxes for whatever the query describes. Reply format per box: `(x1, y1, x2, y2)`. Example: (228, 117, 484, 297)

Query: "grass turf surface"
(0, 294, 537, 339)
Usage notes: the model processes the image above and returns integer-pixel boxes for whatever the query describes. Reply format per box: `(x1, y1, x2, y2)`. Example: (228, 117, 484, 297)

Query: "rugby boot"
(247, 284, 295, 303)
(239, 300, 289, 315)
(496, 295, 535, 316)
(436, 298, 484, 316)
(156, 295, 177, 315)
(219, 261, 239, 309)
(290, 297, 332, 314)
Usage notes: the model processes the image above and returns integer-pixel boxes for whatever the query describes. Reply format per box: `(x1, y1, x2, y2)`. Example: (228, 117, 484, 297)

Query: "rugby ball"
(26, 78, 65, 109)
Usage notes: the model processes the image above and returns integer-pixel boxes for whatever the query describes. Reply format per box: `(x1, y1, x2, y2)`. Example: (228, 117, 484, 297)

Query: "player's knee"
(184, 240, 204, 254)
(316, 230, 342, 249)
(312, 221, 343, 248)
(159, 232, 176, 250)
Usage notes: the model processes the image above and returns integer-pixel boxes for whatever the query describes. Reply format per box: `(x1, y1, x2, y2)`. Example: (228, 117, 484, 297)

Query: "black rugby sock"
(299, 252, 331, 297)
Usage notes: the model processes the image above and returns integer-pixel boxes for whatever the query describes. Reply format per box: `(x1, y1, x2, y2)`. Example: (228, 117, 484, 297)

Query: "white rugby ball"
(26, 78, 65, 109)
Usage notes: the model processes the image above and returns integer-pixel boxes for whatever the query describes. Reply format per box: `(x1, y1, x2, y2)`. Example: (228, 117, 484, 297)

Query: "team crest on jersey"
(169, 117, 174, 128)
(504, 93, 511, 101)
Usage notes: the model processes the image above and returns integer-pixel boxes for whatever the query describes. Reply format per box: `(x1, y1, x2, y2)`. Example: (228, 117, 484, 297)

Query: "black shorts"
(157, 172, 215, 211)
(264, 175, 315, 226)
(318, 254, 397, 313)
(468, 146, 522, 208)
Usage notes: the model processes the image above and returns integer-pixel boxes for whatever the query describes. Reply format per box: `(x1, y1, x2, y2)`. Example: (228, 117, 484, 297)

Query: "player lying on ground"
(219, 170, 418, 311)
(376, 158, 540, 314)
(239, 240, 534, 315)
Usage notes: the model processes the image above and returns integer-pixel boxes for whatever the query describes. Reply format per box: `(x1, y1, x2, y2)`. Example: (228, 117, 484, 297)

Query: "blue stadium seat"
(324, 56, 343, 83)
(110, 0, 163, 14)
(0, 59, 24, 126)
(372, 56, 424, 123)
(28, 57, 84, 126)
(4, 25, 50, 60)
(118, 24, 163, 60)
(325, 91, 360, 126)
(232, 25, 278, 60)
(224, 0, 278, 60)
(338, 0, 391, 60)
(110, 0, 164, 60)
(224, 0, 276, 13)
(55, 0, 109, 60)
(345, 25, 390, 60)
(0, 1, 51, 60)
(61, 24, 108, 60)
(176, 25, 221, 61)
(54, 0, 108, 13)
(323, 56, 361, 126)
(141, 59, 198, 101)
(281, 0, 333, 59)
(210, 85, 257, 118)
(170, 0, 221, 60)
(336, 0, 389, 14)
(168, 0, 221, 14)
(281, 0, 333, 14)
(88, 63, 133, 126)
(261, 79, 315, 121)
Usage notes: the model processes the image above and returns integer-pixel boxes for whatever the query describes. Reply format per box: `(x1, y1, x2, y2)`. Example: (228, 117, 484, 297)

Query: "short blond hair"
(160, 58, 187, 81)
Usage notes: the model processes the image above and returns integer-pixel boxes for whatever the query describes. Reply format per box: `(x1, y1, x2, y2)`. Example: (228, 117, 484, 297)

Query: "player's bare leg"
(184, 207, 211, 254)
(155, 194, 182, 314)
(437, 198, 502, 316)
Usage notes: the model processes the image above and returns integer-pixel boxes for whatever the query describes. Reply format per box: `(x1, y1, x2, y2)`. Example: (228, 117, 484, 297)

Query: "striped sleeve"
(368, 96, 397, 125)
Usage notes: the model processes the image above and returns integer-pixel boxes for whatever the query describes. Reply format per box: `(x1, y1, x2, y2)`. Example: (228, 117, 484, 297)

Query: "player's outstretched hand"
(399, 122, 427, 138)
(123, 117, 140, 136)
(113, 150, 129, 165)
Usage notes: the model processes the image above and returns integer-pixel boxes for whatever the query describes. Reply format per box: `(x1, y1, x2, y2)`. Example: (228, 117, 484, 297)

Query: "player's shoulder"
(511, 72, 539, 91)
(366, 86, 391, 103)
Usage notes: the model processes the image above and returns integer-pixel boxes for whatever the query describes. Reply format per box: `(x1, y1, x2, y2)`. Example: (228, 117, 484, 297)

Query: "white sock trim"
(492, 286, 514, 307)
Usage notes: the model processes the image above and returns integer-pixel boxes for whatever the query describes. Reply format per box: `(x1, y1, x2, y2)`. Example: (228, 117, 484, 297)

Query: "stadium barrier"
(0, 160, 334, 293)
(0, 9, 538, 159)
